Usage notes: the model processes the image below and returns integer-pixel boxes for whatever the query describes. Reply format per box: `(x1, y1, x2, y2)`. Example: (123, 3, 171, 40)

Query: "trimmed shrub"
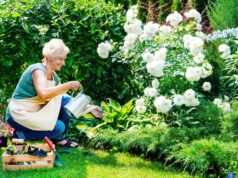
(168, 138, 238, 176)
(221, 101, 238, 141)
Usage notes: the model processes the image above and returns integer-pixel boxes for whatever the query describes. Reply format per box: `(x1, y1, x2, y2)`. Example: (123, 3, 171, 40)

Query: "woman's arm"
(32, 70, 82, 99)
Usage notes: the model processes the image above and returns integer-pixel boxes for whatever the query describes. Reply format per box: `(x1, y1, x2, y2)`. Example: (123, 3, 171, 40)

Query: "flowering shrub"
(0, 122, 14, 138)
(95, 6, 238, 132)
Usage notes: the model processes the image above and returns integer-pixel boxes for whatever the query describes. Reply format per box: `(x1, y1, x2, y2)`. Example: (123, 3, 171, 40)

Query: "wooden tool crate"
(2, 139, 55, 171)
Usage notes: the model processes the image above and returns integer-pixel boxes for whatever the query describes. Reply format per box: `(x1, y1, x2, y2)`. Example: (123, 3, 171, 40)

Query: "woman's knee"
(53, 120, 65, 135)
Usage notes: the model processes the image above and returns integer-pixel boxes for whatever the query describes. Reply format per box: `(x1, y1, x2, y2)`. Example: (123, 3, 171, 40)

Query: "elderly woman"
(6, 39, 102, 147)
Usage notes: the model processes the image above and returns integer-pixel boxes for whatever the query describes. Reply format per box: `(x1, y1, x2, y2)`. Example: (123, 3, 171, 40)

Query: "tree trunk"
(186, 0, 197, 9)
(138, 0, 148, 22)
(147, 0, 158, 22)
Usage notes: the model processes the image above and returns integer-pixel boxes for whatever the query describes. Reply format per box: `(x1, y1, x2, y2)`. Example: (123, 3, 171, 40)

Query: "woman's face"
(46, 56, 66, 71)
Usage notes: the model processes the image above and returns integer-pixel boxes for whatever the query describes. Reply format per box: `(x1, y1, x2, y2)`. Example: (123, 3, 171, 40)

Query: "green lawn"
(0, 147, 199, 178)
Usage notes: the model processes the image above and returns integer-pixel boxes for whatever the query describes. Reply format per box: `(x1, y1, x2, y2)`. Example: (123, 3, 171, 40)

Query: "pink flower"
(1, 131, 6, 137)
(0, 122, 4, 127)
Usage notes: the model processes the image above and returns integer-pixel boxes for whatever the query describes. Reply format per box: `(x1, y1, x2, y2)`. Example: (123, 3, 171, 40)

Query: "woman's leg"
(8, 116, 65, 140)
(56, 94, 78, 147)
(56, 94, 73, 140)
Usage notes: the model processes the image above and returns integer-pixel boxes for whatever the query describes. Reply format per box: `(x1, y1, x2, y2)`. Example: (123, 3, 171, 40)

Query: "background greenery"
(0, 0, 135, 105)
(207, 0, 238, 30)
(1, 0, 238, 177)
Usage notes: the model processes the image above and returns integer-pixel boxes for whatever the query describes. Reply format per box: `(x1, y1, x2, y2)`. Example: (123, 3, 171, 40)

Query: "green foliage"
(90, 127, 167, 158)
(73, 99, 134, 140)
(171, 0, 181, 12)
(90, 126, 201, 159)
(0, 0, 134, 104)
(179, 100, 222, 136)
(219, 40, 238, 98)
(99, 99, 134, 131)
(207, 0, 238, 30)
(168, 138, 238, 176)
(221, 101, 238, 141)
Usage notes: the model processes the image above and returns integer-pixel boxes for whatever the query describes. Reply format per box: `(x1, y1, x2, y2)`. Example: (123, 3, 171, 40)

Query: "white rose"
(154, 96, 172, 113)
(173, 94, 185, 106)
(184, 89, 196, 99)
(126, 5, 138, 22)
(159, 25, 172, 36)
(185, 66, 202, 82)
(139, 33, 149, 42)
(166, 11, 183, 27)
(146, 60, 165, 77)
(144, 21, 160, 38)
(193, 53, 205, 64)
(222, 102, 231, 112)
(189, 37, 204, 56)
(148, 87, 158, 97)
(125, 33, 137, 42)
(97, 42, 112, 58)
(124, 21, 142, 35)
(218, 44, 231, 59)
(202, 82, 211, 91)
(184, 97, 200, 107)
(154, 48, 167, 61)
(135, 105, 147, 114)
(213, 98, 222, 106)
(123, 33, 137, 49)
(184, 9, 202, 23)
(195, 31, 207, 41)
(201, 63, 213, 78)
(97, 49, 109, 58)
(144, 87, 151, 97)
(152, 78, 159, 88)
(142, 51, 154, 63)
(135, 98, 145, 106)
(183, 34, 193, 48)
(218, 44, 230, 53)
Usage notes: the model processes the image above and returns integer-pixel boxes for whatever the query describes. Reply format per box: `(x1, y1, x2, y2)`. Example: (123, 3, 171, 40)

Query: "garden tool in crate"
(44, 136, 64, 167)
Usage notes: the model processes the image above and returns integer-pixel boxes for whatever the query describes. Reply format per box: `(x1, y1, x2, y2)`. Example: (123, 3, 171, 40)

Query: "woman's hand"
(91, 107, 103, 119)
(68, 81, 82, 91)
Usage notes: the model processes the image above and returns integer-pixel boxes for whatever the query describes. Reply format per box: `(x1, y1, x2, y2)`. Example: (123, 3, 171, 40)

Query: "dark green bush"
(207, 0, 238, 30)
(89, 126, 199, 159)
(221, 101, 238, 141)
(0, 0, 135, 104)
(168, 138, 238, 176)
(166, 100, 222, 138)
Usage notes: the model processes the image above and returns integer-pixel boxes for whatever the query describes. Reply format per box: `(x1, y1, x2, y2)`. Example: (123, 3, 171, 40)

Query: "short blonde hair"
(42, 38, 70, 58)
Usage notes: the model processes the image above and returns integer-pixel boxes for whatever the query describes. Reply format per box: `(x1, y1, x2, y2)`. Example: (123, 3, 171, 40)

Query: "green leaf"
(98, 31, 105, 40)
(90, 23, 96, 32)
(121, 99, 134, 115)
(109, 99, 121, 112)
(102, 116, 114, 123)
(76, 125, 89, 130)
(101, 101, 110, 112)
(83, 113, 95, 119)
(85, 127, 97, 138)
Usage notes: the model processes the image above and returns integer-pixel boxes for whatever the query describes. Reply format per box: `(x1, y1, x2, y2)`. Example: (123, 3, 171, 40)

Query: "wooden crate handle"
(12, 138, 25, 144)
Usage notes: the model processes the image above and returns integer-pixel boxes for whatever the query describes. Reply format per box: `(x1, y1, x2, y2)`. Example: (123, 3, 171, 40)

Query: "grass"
(0, 147, 199, 178)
